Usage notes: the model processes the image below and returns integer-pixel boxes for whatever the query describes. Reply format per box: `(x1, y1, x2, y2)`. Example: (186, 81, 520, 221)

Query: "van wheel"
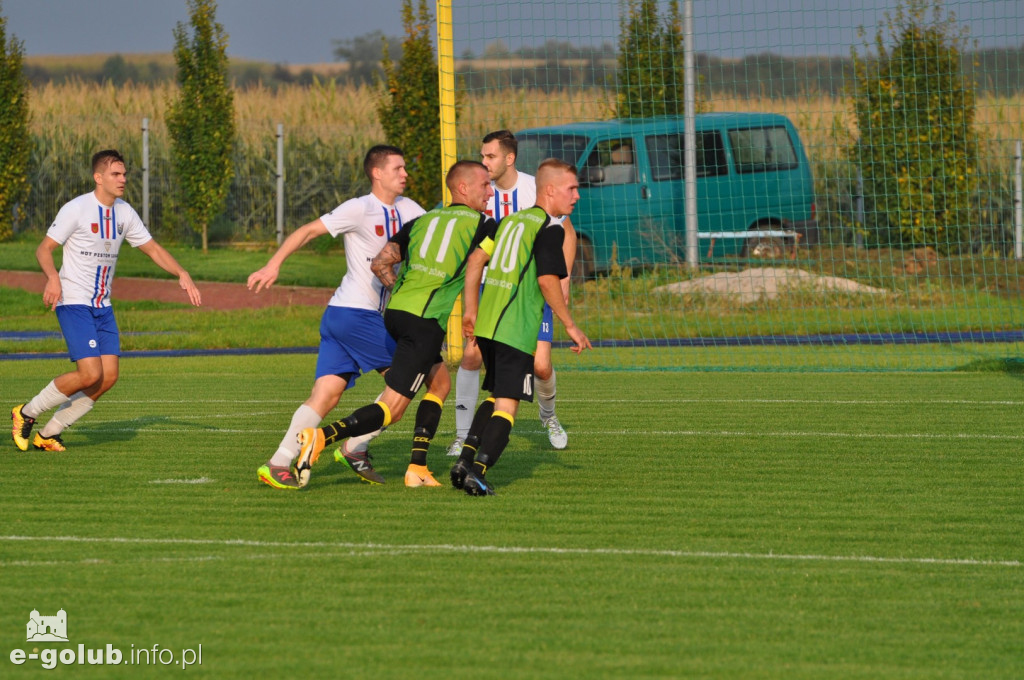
(745, 236, 787, 260)
(572, 237, 595, 282)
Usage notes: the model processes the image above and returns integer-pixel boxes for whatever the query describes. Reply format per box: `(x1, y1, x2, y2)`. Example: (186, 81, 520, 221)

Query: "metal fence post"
(142, 117, 150, 226)
(854, 167, 865, 249)
(1015, 139, 1022, 261)
(683, 0, 699, 270)
(276, 123, 284, 246)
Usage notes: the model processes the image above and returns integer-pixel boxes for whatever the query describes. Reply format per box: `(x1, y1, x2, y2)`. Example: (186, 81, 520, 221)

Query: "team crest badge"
(375, 225, 385, 237)
(117, 222, 124, 235)
(91, 223, 99, 234)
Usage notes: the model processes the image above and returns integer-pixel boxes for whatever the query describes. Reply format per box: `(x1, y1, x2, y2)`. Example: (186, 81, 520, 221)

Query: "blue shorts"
(537, 303, 554, 343)
(56, 305, 120, 361)
(315, 306, 395, 388)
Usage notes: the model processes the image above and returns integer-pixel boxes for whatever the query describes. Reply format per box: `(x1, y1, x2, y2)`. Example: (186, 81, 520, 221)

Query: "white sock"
(454, 367, 480, 440)
(23, 381, 71, 419)
(269, 404, 321, 466)
(536, 369, 557, 423)
(345, 428, 382, 454)
(39, 392, 95, 437)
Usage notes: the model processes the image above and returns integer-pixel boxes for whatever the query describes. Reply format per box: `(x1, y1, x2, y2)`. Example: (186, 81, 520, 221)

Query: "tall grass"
(17, 81, 1024, 245)
(27, 82, 1024, 158)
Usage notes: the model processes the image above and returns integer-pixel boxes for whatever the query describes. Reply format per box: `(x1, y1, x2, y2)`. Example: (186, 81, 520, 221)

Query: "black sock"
(457, 434, 480, 465)
(410, 397, 443, 466)
(459, 399, 495, 464)
(474, 412, 513, 475)
(466, 398, 495, 441)
(323, 403, 388, 446)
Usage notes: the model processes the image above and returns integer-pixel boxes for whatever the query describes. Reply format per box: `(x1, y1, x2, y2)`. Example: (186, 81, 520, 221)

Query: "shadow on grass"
(497, 423, 583, 488)
(297, 427, 576, 492)
(73, 414, 221, 448)
(954, 357, 1024, 377)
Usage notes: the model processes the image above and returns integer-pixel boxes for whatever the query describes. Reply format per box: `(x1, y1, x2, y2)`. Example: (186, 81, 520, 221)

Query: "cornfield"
(16, 81, 1024, 245)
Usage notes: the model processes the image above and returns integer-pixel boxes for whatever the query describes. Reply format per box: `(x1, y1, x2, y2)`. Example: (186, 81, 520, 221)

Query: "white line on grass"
(1, 535, 1019, 569)
(148, 477, 215, 484)
(72, 426, 1024, 441)
(0, 551, 425, 568)
(101, 397, 1024, 406)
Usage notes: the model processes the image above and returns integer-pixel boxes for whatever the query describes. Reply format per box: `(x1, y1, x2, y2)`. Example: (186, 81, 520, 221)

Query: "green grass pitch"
(2, 354, 1022, 678)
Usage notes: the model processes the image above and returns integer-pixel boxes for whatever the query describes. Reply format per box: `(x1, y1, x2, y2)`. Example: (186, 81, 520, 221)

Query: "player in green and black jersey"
(452, 158, 592, 496)
(294, 161, 498, 488)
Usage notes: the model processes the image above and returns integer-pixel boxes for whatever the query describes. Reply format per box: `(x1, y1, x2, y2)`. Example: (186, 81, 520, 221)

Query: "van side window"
(645, 132, 727, 181)
(728, 126, 798, 174)
(698, 132, 728, 177)
(646, 134, 682, 181)
(583, 139, 637, 185)
(517, 133, 591, 173)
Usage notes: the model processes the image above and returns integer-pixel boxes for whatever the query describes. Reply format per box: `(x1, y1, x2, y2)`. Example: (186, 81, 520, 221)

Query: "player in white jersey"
(250, 145, 429, 490)
(11, 149, 202, 452)
(448, 130, 578, 459)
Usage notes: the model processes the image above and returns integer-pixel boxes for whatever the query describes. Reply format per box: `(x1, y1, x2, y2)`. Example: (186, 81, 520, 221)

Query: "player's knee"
(534, 363, 553, 381)
(100, 372, 119, 392)
(460, 345, 482, 370)
(77, 364, 104, 388)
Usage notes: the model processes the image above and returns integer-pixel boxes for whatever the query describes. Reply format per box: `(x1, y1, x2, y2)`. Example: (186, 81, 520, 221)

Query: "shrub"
(376, 0, 443, 209)
(0, 7, 30, 241)
(167, 0, 236, 251)
(849, 0, 981, 253)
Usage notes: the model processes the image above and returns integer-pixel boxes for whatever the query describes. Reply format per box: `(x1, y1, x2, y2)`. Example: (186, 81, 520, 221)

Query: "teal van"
(514, 113, 817, 277)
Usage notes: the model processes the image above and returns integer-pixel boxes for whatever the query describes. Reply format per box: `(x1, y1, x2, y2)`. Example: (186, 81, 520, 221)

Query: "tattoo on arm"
(371, 242, 402, 289)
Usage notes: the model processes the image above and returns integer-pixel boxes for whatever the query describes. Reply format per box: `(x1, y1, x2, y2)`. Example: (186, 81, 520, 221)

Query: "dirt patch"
(0, 270, 332, 311)
(655, 267, 890, 304)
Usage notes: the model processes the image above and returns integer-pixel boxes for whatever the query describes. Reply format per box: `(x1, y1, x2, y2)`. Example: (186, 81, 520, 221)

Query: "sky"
(3, 0, 1021, 64)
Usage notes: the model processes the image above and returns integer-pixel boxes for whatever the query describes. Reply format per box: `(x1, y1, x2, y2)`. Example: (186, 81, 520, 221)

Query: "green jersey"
(387, 204, 495, 328)
(475, 206, 567, 354)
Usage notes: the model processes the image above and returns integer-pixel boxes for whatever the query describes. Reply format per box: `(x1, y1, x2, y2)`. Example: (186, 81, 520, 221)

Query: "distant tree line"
(22, 56, 331, 89)
(21, 41, 1024, 96)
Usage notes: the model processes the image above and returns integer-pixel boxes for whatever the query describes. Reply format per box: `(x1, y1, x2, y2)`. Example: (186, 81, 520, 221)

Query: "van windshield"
(515, 133, 591, 174)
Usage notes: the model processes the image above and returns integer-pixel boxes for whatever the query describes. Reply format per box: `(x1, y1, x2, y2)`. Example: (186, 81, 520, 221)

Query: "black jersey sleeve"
(470, 216, 499, 251)
(534, 223, 568, 279)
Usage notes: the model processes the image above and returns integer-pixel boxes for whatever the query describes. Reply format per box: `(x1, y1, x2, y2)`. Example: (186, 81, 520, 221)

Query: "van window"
(644, 131, 728, 181)
(517, 133, 590, 174)
(583, 139, 637, 185)
(728, 126, 798, 174)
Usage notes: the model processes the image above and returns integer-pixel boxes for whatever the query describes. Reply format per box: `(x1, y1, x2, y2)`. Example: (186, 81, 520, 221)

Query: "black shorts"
(477, 337, 535, 402)
(383, 309, 446, 398)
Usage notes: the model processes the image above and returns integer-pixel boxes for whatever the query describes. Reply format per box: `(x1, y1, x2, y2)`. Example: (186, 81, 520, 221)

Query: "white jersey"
(46, 192, 152, 308)
(321, 193, 426, 312)
(487, 172, 536, 221)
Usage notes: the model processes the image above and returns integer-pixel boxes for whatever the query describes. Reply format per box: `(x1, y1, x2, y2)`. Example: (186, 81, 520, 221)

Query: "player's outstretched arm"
(137, 240, 202, 306)
(538, 273, 591, 354)
(247, 219, 329, 293)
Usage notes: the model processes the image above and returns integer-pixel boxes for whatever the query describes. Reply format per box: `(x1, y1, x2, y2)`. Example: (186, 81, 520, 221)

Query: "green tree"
(101, 54, 139, 86)
(0, 4, 30, 241)
(850, 0, 980, 252)
(376, 0, 442, 208)
(167, 0, 236, 251)
(332, 31, 401, 86)
(616, 0, 703, 118)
